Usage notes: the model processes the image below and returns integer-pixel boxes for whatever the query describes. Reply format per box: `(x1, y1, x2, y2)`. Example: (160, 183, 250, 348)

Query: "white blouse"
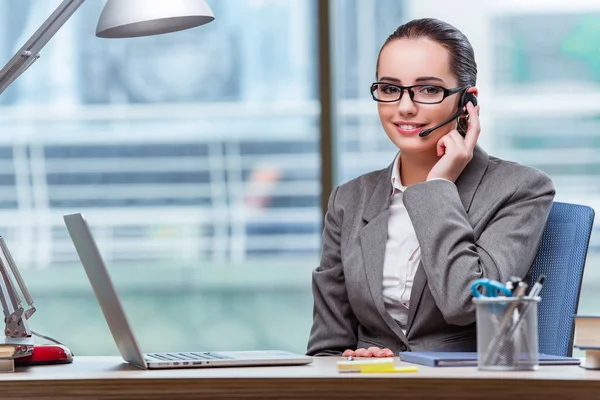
(382, 154, 421, 333)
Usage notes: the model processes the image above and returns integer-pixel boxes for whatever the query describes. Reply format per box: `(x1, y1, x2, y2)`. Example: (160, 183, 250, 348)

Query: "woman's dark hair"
(376, 18, 477, 133)
(377, 18, 477, 86)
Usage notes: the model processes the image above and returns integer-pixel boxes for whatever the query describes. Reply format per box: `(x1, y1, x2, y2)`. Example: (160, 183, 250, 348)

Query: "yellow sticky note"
(337, 358, 418, 373)
(360, 365, 419, 373)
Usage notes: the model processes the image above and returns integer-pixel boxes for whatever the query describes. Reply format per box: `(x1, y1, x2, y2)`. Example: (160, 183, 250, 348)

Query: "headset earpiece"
(419, 87, 478, 138)
(460, 90, 478, 113)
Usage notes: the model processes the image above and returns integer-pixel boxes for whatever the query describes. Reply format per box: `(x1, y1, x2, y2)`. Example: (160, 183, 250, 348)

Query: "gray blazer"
(307, 147, 555, 356)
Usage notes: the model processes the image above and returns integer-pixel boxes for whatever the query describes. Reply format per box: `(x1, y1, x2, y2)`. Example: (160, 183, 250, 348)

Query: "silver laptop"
(63, 213, 312, 369)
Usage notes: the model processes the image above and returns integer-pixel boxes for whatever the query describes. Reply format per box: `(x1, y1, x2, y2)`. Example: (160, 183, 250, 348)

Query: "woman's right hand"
(342, 347, 394, 358)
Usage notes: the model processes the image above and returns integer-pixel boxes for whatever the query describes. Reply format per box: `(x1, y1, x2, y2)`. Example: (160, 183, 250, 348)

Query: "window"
(493, 14, 600, 92)
(0, 0, 319, 356)
(489, 9, 600, 318)
(3, 0, 599, 358)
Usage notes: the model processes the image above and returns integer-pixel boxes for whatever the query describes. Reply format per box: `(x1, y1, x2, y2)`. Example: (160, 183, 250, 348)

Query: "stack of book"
(0, 343, 34, 359)
(573, 315, 600, 370)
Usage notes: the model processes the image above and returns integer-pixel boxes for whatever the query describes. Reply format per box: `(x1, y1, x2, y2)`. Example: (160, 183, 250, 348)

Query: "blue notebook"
(399, 352, 581, 367)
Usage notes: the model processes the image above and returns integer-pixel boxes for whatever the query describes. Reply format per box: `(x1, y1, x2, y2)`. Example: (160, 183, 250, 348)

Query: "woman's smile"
(394, 121, 427, 135)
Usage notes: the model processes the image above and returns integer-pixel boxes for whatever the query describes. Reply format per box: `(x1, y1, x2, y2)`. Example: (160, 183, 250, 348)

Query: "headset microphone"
(418, 90, 478, 138)
(418, 108, 463, 138)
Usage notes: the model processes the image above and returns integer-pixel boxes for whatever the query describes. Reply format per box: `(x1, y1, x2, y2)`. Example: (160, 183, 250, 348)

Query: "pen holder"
(473, 296, 540, 371)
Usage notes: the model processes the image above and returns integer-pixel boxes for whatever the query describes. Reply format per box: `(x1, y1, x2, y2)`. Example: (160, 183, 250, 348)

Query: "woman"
(306, 18, 554, 357)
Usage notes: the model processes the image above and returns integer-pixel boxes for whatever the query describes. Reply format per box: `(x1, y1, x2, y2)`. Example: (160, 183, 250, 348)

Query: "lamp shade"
(96, 0, 214, 38)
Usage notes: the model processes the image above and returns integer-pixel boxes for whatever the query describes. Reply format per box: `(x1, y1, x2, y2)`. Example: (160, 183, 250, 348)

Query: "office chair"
(529, 201, 595, 356)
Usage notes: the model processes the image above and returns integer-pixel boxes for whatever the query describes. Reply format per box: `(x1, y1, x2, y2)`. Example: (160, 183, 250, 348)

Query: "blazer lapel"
(359, 161, 407, 340)
(406, 261, 427, 332)
(406, 146, 490, 334)
(455, 146, 490, 213)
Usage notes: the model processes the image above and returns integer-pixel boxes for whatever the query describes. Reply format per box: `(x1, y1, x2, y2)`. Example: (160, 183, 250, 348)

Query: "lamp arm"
(0, 258, 18, 319)
(0, 0, 86, 96)
(0, 236, 32, 341)
(0, 238, 34, 315)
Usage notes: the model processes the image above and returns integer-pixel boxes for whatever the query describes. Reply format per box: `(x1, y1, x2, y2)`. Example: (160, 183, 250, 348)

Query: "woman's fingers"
(342, 349, 356, 357)
(382, 348, 395, 357)
(367, 346, 384, 357)
(355, 348, 373, 357)
(436, 133, 452, 157)
(344, 347, 395, 357)
(448, 129, 466, 148)
(463, 101, 481, 149)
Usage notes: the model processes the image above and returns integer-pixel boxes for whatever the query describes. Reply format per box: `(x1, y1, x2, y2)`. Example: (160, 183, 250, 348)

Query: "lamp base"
(14, 344, 73, 366)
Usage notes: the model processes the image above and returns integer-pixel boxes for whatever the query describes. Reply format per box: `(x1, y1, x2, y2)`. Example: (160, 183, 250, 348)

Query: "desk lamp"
(0, 0, 214, 369)
(0, 0, 215, 95)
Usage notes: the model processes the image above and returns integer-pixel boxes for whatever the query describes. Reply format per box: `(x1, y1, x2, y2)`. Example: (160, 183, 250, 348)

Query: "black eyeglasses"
(370, 82, 467, 104)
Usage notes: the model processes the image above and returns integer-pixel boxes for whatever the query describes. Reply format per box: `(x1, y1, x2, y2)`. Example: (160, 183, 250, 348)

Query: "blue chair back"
(529, 201, 594, 356)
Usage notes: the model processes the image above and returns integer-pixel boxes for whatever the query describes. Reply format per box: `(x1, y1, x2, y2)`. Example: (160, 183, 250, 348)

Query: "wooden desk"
(0, 356, 598, 400)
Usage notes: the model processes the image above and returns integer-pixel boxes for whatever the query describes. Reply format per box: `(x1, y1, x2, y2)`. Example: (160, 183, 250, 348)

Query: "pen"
(505, 281, 514, 294)
(498, 280, 528, 327)
(490, 278, 545, 364)
(483, 277, 545, 365)
(513, 281, 529, 297)
(506, 276, 522, 295)
(528, 274, 546, 298)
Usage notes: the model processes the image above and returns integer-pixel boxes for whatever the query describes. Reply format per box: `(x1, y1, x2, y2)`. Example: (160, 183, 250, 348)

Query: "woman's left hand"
(342, 347, 395, 358)
(427, 102, 481, 182)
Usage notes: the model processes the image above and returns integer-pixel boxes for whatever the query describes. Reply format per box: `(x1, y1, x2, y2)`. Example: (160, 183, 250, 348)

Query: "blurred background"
(0, 0, 598, 356)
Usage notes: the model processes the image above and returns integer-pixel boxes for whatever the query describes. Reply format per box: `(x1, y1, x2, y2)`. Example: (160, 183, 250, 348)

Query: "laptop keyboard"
(146, 352, 230, 362)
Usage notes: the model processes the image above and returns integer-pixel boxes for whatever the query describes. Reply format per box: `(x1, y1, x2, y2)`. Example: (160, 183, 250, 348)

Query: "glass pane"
(493, 13, 600, 92)
(333, 0, 405, 184)
(491, 10, 600, 320)
(493, 116, 600, 193)
(0, 0, 319, 355)
(493, 114, 600, 316)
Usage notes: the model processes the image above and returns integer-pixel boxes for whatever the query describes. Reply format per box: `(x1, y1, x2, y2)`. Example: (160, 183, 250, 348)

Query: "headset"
(419, 88, 478, 138)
